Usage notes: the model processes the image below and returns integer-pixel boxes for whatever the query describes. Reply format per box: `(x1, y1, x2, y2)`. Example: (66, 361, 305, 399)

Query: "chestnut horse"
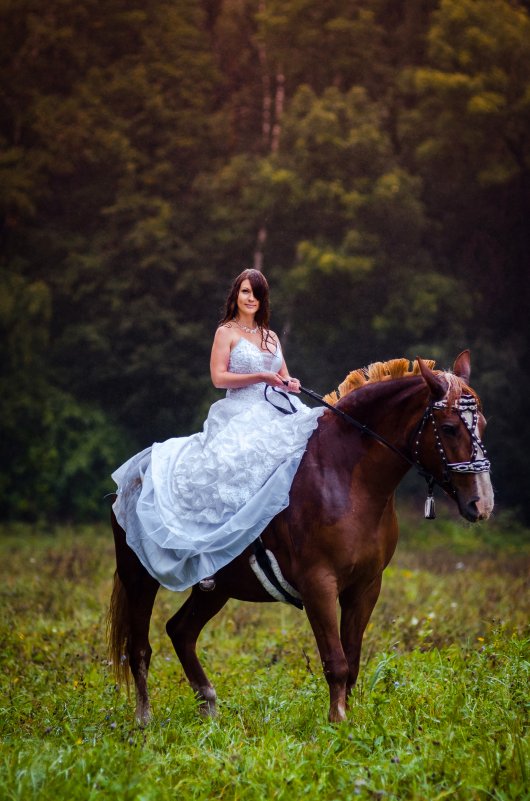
(108, 351, 493, 724)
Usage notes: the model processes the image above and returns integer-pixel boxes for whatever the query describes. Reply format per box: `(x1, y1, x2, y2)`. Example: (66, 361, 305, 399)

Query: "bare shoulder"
(267, 329, 281, 347)
(213, 323, 237, 348)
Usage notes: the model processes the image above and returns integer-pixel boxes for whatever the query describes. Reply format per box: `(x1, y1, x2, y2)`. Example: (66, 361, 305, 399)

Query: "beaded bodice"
(226, 337, 282, 403)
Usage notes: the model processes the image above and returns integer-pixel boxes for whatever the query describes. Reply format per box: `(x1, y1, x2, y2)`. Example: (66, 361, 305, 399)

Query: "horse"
(108, 351, 494, 724)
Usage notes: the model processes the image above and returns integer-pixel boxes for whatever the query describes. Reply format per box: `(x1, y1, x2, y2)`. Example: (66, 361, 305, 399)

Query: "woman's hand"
(284, 376, 301, 393)
(268, 374, 301, 393)
(264, 372, 289, 389)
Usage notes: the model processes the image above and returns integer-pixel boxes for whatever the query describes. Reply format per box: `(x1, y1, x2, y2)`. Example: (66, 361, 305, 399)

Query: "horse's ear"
(453, 350, 471, 383)
(416, 356, 447, 401)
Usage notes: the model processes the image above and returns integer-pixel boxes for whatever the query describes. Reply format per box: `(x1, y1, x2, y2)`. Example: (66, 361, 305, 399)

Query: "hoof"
(199, 576, 216, 591)
(199, 699, 218, 719)
(195, 684, 217, 717)
(135, 703, 152, 728)
(328, 704, 347, 723)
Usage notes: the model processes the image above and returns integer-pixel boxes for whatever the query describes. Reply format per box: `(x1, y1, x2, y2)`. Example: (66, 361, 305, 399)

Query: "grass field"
(0, 511, 528, 800)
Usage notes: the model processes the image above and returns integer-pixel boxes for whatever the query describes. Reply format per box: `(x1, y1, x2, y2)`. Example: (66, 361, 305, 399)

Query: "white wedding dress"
(112, 337, 324, 591)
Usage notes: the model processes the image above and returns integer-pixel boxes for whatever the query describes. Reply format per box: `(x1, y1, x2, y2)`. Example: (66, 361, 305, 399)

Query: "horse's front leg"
(303, 583, 349, 723)
(339, 574, 382, 701)
(166, 587, 228, 717)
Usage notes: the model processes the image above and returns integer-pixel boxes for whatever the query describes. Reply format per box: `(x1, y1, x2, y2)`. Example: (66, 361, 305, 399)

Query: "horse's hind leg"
(127, 573, 159, 726)
(166, 587, 228, 717)
(111, 513, 160, 726)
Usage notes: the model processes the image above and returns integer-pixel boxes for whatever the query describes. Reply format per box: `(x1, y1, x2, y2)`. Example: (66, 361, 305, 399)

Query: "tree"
(398, 0, 530, 514)
(1, 0, 223, 446)
(0, 0, 225, 519)
(265, 85, 431, 387)
(401, 0, 530, 329)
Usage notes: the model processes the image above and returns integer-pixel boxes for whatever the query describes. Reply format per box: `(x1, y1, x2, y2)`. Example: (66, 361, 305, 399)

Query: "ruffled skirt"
(112, 394, 324, 591)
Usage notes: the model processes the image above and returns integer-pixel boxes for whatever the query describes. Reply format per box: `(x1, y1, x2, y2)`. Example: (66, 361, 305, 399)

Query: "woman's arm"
(278, 357, 301, 393)
(272, 331, 301, 393)
(210, 326, 286, 390)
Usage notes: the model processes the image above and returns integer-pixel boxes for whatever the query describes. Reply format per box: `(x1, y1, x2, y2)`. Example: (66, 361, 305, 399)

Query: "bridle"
(413, 394, 490, 479)
(410, 393, 490, 516)
(265, 383, 490, 519)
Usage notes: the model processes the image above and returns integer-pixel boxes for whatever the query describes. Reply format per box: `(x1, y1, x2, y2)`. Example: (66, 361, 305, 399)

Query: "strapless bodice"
(226, 337, 282, 403)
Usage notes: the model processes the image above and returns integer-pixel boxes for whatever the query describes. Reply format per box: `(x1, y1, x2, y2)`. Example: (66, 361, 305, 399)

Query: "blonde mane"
(323, 358, 478, 407)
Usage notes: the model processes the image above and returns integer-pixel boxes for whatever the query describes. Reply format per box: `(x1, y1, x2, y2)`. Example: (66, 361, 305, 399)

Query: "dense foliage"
(1, 0, 529, 520)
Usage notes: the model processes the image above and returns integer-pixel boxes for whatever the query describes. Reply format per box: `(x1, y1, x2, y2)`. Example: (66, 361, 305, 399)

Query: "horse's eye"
(441, 423, 457, 436)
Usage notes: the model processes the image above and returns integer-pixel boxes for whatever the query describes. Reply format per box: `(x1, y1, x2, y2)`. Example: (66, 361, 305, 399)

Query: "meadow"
(0, 509, 528, 801)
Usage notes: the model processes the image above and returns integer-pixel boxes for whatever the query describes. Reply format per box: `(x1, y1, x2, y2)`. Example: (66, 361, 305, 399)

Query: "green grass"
(0, 516, 528, 800)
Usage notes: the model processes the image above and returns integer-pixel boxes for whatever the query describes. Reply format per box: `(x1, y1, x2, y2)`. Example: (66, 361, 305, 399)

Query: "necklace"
(234, 318, 258, 334)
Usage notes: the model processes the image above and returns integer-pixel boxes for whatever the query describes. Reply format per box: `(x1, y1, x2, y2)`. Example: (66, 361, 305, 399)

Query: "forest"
(1, 0, 529, 522)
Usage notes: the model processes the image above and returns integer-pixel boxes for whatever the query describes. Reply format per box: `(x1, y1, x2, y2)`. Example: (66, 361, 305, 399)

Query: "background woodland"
(1, 0, 529, 522)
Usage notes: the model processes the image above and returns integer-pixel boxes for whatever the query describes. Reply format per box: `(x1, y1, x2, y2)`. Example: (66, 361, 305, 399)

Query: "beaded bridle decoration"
(413, 393, 491, 517)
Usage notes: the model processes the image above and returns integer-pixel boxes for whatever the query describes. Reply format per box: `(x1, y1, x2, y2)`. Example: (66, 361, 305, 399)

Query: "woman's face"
(237, 278, 260, 318)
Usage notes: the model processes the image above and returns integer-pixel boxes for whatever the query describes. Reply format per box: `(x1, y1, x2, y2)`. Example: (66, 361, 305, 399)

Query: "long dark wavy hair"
(219, 269, 276, 351)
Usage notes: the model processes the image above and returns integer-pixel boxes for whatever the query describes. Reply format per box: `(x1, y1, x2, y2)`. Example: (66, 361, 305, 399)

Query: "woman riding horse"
(109, 270, 493, 724)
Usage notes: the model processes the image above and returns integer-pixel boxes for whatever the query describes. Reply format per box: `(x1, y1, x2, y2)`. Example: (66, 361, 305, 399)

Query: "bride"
(111, 269, 324, 592)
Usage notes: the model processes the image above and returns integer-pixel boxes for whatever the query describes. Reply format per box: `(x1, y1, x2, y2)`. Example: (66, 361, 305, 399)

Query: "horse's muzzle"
(457, 492, 493, 522)
(454, 471, 494, 523)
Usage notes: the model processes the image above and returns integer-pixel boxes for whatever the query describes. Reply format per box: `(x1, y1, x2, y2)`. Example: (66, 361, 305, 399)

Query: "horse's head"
(416, 351, 494, 522)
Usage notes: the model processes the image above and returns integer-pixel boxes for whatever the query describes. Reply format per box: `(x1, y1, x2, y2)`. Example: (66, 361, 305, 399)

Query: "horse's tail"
(107, 570, 131, 689)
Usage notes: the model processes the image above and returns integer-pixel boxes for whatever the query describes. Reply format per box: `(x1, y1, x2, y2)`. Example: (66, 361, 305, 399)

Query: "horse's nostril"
(457, 494, 480, 522)
(465, 500, 479, 522)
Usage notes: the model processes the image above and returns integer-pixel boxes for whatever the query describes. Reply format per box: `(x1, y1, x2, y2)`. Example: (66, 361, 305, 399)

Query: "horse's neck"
(292, 377, 430, 536)
(339, 376, 429, 438)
